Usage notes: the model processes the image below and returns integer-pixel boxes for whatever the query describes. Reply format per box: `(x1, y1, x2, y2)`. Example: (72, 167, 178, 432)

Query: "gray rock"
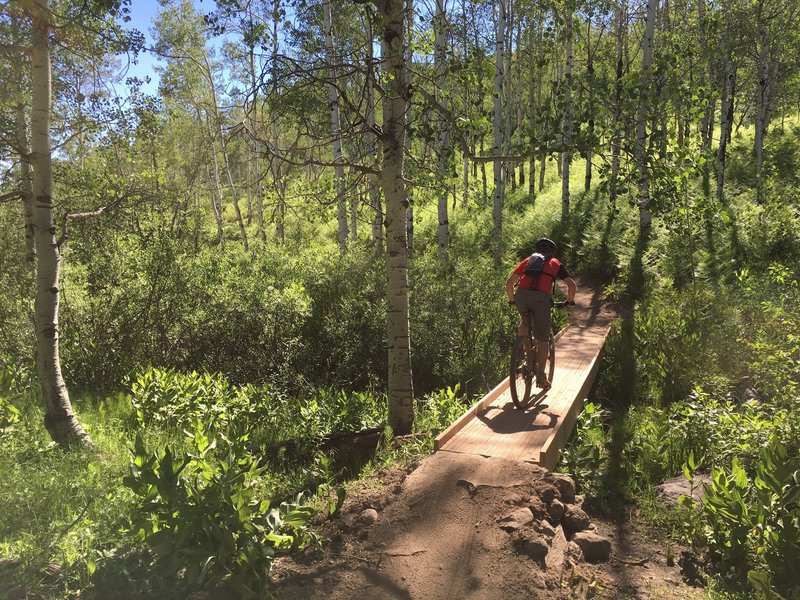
(656, 474, 711, 506)
(547, 473, 576, 504)
(540, 485, 559, 504)
(358, 508, 379, 525)
(512, 531, 549, 559)
(498, 507, 535, 532)
(537, 521, 556, 538)
(546, 498, 565, 525)
(562, 505, 591, 534)
(572, 531, 612, 563)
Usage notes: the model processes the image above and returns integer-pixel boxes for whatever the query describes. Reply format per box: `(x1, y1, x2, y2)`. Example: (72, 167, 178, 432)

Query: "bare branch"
(0, 191, 23, 203)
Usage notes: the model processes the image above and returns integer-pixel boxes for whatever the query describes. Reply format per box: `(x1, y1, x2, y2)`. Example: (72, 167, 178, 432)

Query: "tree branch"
(0, 191, 23, 203)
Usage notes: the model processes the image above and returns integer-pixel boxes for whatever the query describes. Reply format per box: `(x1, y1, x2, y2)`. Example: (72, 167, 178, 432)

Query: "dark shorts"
(514, 289, 552, 341)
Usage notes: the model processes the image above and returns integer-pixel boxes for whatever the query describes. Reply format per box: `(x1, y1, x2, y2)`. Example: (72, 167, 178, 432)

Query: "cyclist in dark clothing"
(505, 238, 576, 389)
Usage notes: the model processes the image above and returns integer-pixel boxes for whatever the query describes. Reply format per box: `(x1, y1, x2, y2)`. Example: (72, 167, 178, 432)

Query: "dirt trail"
(272, 281, 702, 599)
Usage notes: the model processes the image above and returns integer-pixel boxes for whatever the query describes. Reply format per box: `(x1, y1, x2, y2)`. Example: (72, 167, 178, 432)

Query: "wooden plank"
(434, 375, 510, 451)
(435, 322, 611, 470)
(434, 324, 573, 452)
(538, 325, 610, 470)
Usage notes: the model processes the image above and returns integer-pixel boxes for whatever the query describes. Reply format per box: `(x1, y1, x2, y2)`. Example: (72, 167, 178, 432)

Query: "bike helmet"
(534, 237, 557, 254)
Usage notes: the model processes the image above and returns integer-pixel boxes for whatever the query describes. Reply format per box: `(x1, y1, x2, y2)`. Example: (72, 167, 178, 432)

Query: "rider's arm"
(506, 272, 521, 303)
(563, 276, 577, 303)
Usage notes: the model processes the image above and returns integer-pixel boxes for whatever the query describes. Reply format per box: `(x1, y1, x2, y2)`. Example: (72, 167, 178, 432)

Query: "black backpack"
(524, 252, 547, 277)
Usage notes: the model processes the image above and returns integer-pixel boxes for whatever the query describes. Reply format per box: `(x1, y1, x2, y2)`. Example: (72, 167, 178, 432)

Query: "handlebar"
(509, 299, 576, 308)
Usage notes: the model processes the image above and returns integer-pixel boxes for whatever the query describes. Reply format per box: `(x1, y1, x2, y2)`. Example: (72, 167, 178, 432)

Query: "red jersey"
(513, 257, 567, 294)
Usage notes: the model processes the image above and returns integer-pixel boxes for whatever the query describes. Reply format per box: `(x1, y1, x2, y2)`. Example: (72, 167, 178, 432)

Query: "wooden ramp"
(434, 322, 611, 471)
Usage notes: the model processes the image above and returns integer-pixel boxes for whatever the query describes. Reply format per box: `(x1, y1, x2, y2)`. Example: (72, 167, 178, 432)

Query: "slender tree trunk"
(609, 3, 625, 206)
(404, 0, 414, 257)
(635, 0, 658, 230)
(270, 0, 286, 244)
(716, 58, 735, 206)
(480, 137, 487, 202)
(16, 103, 36, 265)
(539, 147, 546, 191)
(561, 6, 573, 219)
(205, 164, 224, 243)
(323, 0, 348, 254)
(365, 13, 383, 249)
(375, 0, 414, 436)
(435, 0, 450, 260)
(696, 0, 712, 198)
(753, 0, 780, 204)
(205, 114, 230, 243)
(249, 35, 266, 244)
(220, 132, 249, 251)
(504, 0, 514, 190)
(584, 18, 595, 193)
(30, 0, 92, 449)
(492, 0, 507, 265)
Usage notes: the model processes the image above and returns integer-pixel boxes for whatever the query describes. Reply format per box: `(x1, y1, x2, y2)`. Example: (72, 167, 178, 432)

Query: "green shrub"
(558, 402, 609, 495)
(129, 367, 386, 442)
(682, 440, 800, 598)
(123, 427, 319, 598)
(0, 370, 22, 440)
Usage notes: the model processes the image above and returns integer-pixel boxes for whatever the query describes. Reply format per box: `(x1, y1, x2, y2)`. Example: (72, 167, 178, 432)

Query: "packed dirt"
(271, 453, 704, 600)
(272, 282, 704, 599)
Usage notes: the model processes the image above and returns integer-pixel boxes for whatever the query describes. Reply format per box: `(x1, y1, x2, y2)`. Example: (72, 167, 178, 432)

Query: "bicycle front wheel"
(509, 336, 533, 409)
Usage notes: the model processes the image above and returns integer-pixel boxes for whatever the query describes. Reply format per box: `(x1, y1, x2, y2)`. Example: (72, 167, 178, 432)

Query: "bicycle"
(509, 300, 571, 409)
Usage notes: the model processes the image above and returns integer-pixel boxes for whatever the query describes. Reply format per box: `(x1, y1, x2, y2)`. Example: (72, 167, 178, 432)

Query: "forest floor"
(271, 282, 707, 599)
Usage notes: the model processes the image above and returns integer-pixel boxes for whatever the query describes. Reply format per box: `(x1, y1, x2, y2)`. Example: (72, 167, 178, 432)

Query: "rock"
(562, 505, 591, 534)
(547, 474, 576, 504)
(512, 531, 549, 560)
(572, 532, 612, 563)
(540, 485, 559, 504)
(528, 496, 547, 520)
(546, 499, 565, 525)
(537, 521, 556, 538)
(656, 474, 711, 506)
(506, 493, 525, 505)
(359, 508, 379, 525)
(498, 507, 535, 532)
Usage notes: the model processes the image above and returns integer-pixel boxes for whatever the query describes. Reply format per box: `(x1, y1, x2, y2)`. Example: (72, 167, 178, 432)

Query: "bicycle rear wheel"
(509, 336, 533, 409)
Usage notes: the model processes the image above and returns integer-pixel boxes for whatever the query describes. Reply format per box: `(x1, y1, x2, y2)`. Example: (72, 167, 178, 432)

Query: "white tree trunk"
(248, 35, 266, 244)
(30, 0, 92, 448)
(635, 0, 658, 230)
(379, 0, 414, 436)
(561, 6, 573, 219)
(716, 59, 735, 205)
(16, 102, 36, 265)
(404, 0, 414, 257)
(270, 0, 286, 243)
(435, 0, 450, 260)
(365, 13, 382, 248)
(323, 0, 348, 254)
(492, 0, 507, 265)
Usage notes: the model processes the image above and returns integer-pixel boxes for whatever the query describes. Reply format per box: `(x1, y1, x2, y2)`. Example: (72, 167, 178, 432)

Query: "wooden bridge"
(434, 317, 612, 471)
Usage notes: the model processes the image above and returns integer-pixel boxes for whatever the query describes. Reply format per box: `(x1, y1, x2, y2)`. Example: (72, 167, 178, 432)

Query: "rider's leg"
(536, 336, 551, 388)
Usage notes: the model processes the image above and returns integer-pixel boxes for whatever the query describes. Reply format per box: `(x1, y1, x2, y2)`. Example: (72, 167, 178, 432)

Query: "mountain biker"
(505, 237, 576, 389)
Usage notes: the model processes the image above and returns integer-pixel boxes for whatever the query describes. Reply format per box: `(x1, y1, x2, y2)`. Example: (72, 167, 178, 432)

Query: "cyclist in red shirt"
(505, 237, 576, 389)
